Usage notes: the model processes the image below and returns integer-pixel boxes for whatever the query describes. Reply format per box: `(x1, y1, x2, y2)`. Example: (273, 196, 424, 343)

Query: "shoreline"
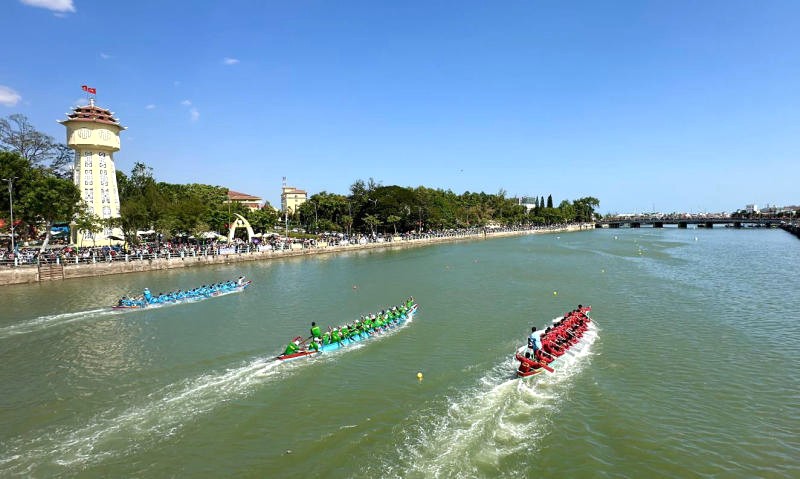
(0, 224, 591, 287)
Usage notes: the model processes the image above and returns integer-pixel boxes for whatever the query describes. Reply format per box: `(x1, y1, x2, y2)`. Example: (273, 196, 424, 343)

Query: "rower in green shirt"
(283, 339, 301, 356)
(310, 321, 322, 339)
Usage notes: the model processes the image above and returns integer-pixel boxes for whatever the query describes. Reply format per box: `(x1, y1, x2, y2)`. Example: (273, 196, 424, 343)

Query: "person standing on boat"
(528, 327, 541, 356)
(143, 288, 152, 303)
(237, 276, 246, 286)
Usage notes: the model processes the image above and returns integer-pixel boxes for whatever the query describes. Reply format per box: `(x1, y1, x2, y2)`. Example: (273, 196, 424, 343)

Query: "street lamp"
(2, 177, 17, 265)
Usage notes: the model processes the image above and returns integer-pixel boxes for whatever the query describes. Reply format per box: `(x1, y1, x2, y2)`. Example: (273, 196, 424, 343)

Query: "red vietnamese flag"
(81, 85, 97, 95)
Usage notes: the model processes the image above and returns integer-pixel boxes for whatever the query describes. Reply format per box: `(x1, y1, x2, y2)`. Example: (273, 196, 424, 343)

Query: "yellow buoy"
(417, 372, 423, 380)
(553, 291, 558, 296)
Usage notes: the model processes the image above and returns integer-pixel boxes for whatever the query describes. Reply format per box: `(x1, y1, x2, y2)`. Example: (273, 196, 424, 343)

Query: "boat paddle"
(538, 362, 555, 373)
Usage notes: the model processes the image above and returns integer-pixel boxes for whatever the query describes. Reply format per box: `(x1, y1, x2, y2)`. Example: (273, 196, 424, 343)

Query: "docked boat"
(112, 280, 252, 310)
(276, 301, 418, 362)
(515, 306, 595, 378)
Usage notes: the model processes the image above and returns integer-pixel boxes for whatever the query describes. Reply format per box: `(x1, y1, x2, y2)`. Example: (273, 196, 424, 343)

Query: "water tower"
(59, 99, 125, 246)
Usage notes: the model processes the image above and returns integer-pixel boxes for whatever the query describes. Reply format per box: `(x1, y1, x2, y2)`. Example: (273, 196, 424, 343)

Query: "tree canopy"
(0, 114, 601, 249)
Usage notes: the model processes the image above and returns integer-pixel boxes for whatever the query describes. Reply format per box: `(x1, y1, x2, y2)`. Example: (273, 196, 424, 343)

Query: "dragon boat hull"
(276, 304, 417, 361)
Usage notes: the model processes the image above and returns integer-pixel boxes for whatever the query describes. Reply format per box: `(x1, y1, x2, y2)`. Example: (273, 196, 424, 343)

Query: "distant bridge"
(595, 216, 786, 229)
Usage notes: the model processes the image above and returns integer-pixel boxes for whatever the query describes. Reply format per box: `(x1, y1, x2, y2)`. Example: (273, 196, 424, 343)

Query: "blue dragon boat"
(112, 279, 252, 310)
(277, 302, 418, 362)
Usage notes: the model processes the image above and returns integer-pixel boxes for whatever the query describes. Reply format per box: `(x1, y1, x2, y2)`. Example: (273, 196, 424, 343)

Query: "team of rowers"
(516, 305, 592, 375)
(282, 297, 416, 356)
(116, 276, 249, 308)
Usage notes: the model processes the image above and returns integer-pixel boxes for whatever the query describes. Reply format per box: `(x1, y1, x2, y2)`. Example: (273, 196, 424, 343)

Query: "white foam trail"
(0, 288, 251, 340)
(375, 324, 598, 479)
(0, 355, 289, 475)
(0, 312, 419, 475)
(0, 308, 115, 339)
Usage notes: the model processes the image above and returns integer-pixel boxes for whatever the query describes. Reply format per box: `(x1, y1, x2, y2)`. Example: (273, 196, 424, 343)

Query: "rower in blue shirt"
(143, 288, 152, 303)
(528, 327, 541, 355)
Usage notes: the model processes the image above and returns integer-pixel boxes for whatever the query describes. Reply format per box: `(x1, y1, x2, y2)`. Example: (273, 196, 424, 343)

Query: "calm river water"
(1, 228, 798, 478)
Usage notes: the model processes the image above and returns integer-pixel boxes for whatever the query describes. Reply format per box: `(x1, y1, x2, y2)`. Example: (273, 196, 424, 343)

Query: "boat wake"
(369, 326, 598, 479)
(0, 308, 119, 339)
(0, 319, 410, 477)
(0, 354, 294, 476)
(0, 287, 249, 340)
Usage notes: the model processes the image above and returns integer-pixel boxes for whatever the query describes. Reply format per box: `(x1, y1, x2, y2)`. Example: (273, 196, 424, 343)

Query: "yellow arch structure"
(227, 213, 255, 242)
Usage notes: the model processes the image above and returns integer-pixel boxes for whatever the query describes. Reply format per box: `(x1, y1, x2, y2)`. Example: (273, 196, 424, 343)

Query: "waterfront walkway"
(0, 224, 591, 286)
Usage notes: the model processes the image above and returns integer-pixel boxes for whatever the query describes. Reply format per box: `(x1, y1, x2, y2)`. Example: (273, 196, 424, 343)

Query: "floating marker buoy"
(417, 372, 423, 380)
(353, 285, 358, 289)
(601, 269, 605, 273)
(553, 291, 558, 296)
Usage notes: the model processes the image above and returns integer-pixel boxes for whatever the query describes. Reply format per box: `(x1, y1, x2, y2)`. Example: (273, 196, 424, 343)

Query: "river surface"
(1, 228, 798, 478)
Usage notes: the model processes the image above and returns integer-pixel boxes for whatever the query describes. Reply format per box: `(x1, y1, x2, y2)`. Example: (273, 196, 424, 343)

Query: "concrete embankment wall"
(781, 224, 800, 240)
(0, 224, 590, 286)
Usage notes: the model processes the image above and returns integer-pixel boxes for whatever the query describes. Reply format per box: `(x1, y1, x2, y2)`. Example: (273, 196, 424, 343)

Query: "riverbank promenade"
(0, 224, 590, 286)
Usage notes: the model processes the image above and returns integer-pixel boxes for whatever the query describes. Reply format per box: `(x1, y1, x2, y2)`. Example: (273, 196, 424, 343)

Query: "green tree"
(558, 200, 576, 223)
(73, 209, 103, 247)
(246, 207, 279, 233)
(21, 174, 81, 252)
(547, 195, 553, 209)
(341, 214, 353, 236)
(572, 197, 600, 222)
(386, 214, 401, 234)
(0, 151, 35, 241)
(363, 214, 382, 235)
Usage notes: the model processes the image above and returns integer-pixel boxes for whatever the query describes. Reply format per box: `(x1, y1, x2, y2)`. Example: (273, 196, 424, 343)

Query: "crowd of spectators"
(0, 224, 574, 268)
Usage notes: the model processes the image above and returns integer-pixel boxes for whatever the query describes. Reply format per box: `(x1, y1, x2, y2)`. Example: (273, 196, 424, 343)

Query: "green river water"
(1, 228, 798, 478)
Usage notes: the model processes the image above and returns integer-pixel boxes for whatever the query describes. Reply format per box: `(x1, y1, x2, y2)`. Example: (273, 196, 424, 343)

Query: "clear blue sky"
(2, 0, 799, 213)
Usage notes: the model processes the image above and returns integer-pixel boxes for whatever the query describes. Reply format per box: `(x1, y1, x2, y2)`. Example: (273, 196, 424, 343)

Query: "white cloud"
(189, 108, 199, 122)
(100, 52, 112, 60)
(72, 97, 87, 107)
(145, 104, 156, 110)
(222, 57, 240, 65)
(20, 0, 75, 13)
(0, 86, 22, 107)
(181, 99, 192, 106)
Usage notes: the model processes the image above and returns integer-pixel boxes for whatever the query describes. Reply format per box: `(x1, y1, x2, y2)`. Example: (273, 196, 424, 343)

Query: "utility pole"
(2, 177, 16, 265)
(282, 176, 288, 235)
